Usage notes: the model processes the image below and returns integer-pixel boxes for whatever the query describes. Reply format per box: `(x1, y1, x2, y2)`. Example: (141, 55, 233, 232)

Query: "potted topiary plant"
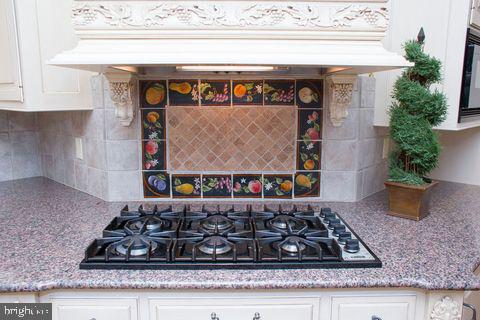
(384, 29, 448, 221)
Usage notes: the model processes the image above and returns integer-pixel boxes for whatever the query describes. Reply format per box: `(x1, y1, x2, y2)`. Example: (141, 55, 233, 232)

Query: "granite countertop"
(0, 177, 479, 293)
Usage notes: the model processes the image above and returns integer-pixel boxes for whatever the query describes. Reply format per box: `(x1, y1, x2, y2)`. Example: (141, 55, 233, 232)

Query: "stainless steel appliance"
(460, 28, 480, 122)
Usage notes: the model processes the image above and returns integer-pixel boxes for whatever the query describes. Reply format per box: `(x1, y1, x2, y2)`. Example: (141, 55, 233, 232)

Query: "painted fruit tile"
(141, 109, 165, 140)
(142, 139, 166, 170)
(200, 80, 231, 106)
(296, 79, 323, 108)
(143, 171, 171, 198)
(140, 80, 167, 108)
(262, 174, 293, 199)
(297, 140, 321, 171)
(232, 80, 263, 105)
(168, 80, 200, 106)
(298, 109, 322, 141)
(172, 174, 201, 198)
(294, 171, 320, 198)
(202, 175, 233, 198)
(232, 174, 262, 198)
(263, 80, 295, 106)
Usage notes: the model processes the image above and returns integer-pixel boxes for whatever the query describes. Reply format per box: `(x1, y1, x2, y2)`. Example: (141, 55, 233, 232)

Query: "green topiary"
(388, 30, 448, 185)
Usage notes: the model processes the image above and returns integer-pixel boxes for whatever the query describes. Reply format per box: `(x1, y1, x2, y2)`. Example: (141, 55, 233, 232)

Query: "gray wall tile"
(360, 76, 376, 108)
(358, 138, 377, 169)
(86, 138, 106, 170)
(105, 109, 138, 140)
(322, 171, 357, 202)
(74, 162, 88, 192)
(8, 112, 36, 131)
(90, 74, 104, 109)
(87, 167, 107, 198)
(42, 155, 54, 179)
(64, 159, 75, 188)
(0, 133, 13, 181)
(323, 109, 358, 140)
(107, 171, 141, 201)
(106, 140, 139, 170)
(0, 111, 8, 132)
(322, 140, 357, 171)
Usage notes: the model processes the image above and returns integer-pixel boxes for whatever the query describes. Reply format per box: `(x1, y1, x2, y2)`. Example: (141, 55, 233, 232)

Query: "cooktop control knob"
(324, 212, 336, 221)
(333, 224, 346, 236)
(327, 218, 341, 229)
(320, 207, 331, 218)
(344, 239, 360, 253)
(338, 232, 352, 244)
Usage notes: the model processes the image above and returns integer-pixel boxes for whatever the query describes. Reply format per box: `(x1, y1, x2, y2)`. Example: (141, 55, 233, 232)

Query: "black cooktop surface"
(80, 205, 381, 269)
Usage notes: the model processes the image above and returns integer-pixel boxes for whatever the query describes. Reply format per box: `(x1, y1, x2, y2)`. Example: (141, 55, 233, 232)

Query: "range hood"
(50, 0, 409, 126)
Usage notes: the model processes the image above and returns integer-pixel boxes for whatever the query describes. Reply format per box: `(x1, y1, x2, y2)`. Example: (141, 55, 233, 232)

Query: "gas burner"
(278, 236, 307, 254)
(114, 233, 158, 256)
(200, 215, 234, 233)
(126, 216, 172, 232)
(268, 215, 308, 232)
(197, 236, 233, 255)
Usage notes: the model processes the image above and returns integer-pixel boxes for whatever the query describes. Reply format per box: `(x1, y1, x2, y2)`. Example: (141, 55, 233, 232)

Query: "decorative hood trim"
(50, 0, 410, 74)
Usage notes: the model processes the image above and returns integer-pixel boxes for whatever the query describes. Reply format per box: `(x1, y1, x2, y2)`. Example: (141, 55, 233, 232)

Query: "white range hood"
(50, 0, 409, 126)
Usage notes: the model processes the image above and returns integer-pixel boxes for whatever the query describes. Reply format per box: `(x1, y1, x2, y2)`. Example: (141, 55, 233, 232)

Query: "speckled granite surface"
(0, 177, 479, 292)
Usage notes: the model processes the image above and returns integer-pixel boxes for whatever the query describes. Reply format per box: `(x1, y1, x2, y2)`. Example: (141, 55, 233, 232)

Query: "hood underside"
(50, 0, 410, 74)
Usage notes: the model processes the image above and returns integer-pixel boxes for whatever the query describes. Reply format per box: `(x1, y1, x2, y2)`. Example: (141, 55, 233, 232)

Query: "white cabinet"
(331, 295, 417, 320)
(0, 0, 22, 101)
(0, 293, 37, 303)
(50, 298, 138, 320)
(373, 0, 475, 131)
(149, 298, 316, 320)
(0, 0, 93, 111)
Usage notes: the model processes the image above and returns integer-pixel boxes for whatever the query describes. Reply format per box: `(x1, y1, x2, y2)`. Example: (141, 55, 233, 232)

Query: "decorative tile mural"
(140, 78, 323, 199)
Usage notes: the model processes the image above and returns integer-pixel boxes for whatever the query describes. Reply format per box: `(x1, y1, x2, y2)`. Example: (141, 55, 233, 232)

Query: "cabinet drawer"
(150, 298, 316, 320)
(331, 295, 416, 320)
(51, 298, 137, 320)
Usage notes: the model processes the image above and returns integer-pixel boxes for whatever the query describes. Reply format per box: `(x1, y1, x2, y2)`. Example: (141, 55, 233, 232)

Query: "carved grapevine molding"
(71, 2, 389, 30)
(327, 76, 355, 127)
(430, 296, 462, 320)
(107, 77, 137, 127)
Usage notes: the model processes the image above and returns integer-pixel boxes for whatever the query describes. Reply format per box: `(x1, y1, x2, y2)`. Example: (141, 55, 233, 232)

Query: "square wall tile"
(263, 174, 293, 199)
(143, 171, 170, 198)
(172, 174, 201, 198)
(297, 140, 321, 171)
(141, 109, 165, 140)
(142, 139, 166, 170)
(202, 174, 232, 198)
(140, 80, 167, 108)
(294, 172, 320, 198)
(264, 80, 295, 105)
(233, 174, 262, 198)
(168, 80, 199, 106)
(296, 79, 323, 108)
(200, 80, 231, 106)
(106, 140, 139, 171)
(232, 80, 263, 105)
(298, 109, 322, 140)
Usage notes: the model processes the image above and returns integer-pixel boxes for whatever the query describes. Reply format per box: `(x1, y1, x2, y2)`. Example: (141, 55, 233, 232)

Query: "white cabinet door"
(149, 298, 317, 320)
(331, 295, 416, 320)
(51, 298, 138, 320)
(0, 0, 23, 101)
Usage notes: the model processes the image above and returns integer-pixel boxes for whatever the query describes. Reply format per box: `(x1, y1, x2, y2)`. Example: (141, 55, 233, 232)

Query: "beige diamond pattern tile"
(167, 107, 296, 171)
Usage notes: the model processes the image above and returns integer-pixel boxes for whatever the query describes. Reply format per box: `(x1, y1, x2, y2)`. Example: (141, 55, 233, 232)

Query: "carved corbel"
(105, 73, 137, 127)
(430, 296, 462, 320)
(326, 75, 356, 127)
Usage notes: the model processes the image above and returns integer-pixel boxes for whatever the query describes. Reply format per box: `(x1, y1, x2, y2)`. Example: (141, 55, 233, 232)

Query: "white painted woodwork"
(0, 0, 93, 111)
(50, 298, 138, 320)
(149, 298, 316, 320)
(373, 0, 475, 131)
(0, 293, 37, 303)
(0, 0, 23, 101)
(330, 295, 417, 320)
(33, 288, 471, 320)
(50, 0, 409, 75)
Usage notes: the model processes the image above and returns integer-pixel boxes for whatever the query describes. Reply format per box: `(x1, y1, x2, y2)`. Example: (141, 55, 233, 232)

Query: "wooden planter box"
(384, 180, 438, 221)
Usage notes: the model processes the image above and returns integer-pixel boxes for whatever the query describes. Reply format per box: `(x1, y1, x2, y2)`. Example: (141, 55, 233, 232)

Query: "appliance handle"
(211, 312, 220, 320)
(464, 303, 477, 320)
(372, 316, 382, 320)
(252, 312, 261, 320)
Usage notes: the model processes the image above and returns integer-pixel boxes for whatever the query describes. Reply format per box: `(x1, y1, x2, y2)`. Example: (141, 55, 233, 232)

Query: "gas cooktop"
(80, 205, 381, 269)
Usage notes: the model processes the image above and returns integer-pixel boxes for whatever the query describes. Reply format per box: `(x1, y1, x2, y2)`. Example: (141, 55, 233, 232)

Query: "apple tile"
(232, 174, 262, 198)
(296, 79, 323, 108)
(142, 139, 166, 170)
(298, 109, 322, 140)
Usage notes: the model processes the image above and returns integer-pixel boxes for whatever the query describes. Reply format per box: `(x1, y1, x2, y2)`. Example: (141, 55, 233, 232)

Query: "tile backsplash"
(139, 78, 323, 200)
(0, 74, 388, 203)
